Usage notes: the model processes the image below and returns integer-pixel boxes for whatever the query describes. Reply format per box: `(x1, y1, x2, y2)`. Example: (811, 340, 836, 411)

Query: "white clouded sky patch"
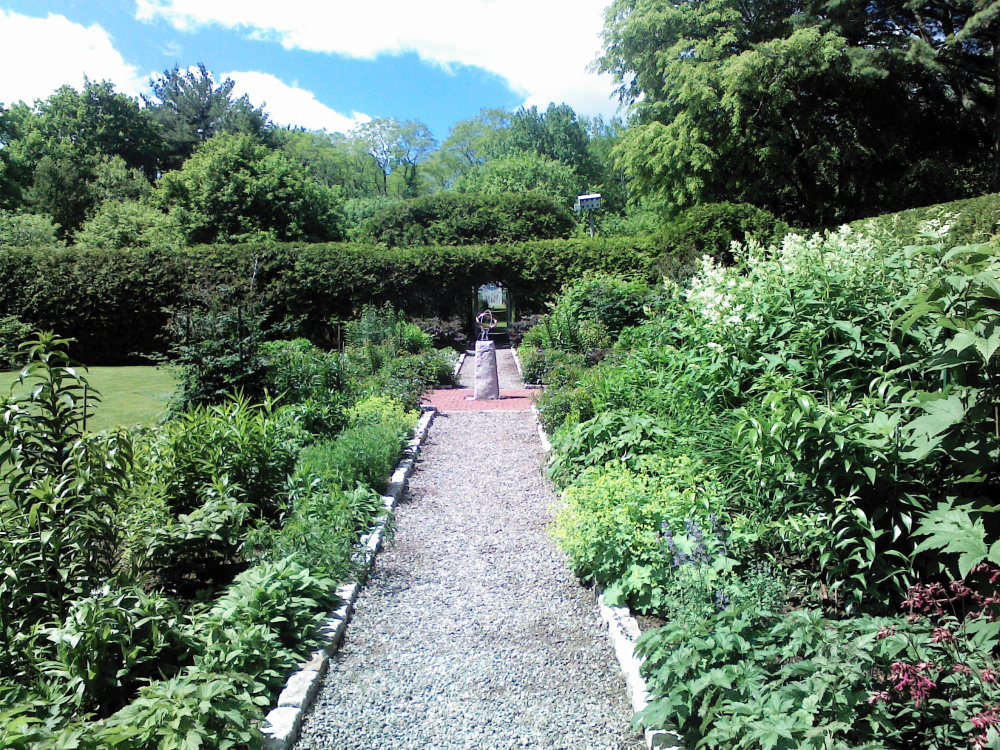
(226, 71, 371, 134)
(0, 10, 148, 106)
(134, 0, 620, 118)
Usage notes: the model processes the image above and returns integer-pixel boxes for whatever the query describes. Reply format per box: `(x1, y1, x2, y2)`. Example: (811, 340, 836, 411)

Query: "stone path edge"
(260, 405, 438, 750)
(516, 347, 685, 750)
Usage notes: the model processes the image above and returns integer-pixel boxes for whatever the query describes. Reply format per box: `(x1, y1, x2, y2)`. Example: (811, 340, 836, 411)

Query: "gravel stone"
(294, 376, 640, 749)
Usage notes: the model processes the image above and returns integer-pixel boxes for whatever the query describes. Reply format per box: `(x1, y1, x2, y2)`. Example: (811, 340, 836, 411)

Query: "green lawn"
(0, 365, 178, 431)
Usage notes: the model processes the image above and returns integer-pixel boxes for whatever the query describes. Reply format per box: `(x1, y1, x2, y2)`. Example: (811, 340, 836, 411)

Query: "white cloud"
(134, 0, 621, 118)
(0, 10, 148, 106)
(226, 71, 370, 133)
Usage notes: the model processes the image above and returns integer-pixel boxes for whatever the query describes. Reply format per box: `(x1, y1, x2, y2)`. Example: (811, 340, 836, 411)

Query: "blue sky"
(0, 0, 621, 142)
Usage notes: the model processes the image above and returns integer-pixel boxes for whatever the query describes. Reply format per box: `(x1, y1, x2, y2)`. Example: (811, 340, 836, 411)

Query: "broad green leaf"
(914, 503, 991, 578)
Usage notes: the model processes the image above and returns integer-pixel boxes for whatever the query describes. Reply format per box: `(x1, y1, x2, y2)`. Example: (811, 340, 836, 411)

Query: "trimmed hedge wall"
(850, 192, 1000, 244)
(0, 238, 656, 364)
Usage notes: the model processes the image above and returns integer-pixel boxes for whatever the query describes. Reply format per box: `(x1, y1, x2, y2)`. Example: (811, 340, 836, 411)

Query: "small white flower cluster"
(683, 224, 909, 337)
(686, 254, 750, 327)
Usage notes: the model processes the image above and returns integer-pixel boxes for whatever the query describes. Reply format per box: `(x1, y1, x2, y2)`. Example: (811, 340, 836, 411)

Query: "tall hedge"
(0, 238, 656, 364)
(849, 192, 1000, 244)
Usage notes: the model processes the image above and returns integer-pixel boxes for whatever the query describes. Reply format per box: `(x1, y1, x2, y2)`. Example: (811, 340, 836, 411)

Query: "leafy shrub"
(37, 586, 183, 718)
(636, 607, 892, 749)
(552, 458, 728, 612)
(363, 191, 575, 247)
(161, 284, 282, 409)
(637, 561, 1000, 750)
(260, 338, 348, 404)
(533, 378, 593, 430)
(853, 191, 1000, 246)
(347, 394, 419, 436)
(141, 394, 302, 520)
(141, 483, 252, 598)
(0, 315, 33, 370)
(268, 481, 383, 580)
(344, 303, 431, 355)
(298, 423, 403, 495)
(364, 350, 454, 409)
(553, 273, 651, 338)
(0, 334, 133, 672)
(546, 410, 677, 487)
(519, 344, 586, 388)
(413, 316, 470, 351)
(508, 314, 544, 347)
(186, 559, 339, 690)
(98, 670, 267, 750)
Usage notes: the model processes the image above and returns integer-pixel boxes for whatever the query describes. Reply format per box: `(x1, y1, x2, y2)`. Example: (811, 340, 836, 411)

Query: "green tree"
(274, 128, 384, 197)
(0, 105, 27, 210)
(74, 199, 183, 250)
(0, 210, 62, 247)
(423, 110, 502, 189)
(143, 64, 271, 171)
(491, 104, 602, 189)
(454, 152, 581, 207)
(29, 80, 161, 178)
(392, 120, 436, 197)
(87, 155, 152, 205)
(598, 0, 991, 224)
(352, 117, 436, 197)
(154, 133, 343, 243)
(4, 81, 161, 234)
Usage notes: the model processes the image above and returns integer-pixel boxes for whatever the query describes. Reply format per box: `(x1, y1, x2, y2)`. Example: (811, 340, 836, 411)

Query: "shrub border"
(260, 405, 438, 750)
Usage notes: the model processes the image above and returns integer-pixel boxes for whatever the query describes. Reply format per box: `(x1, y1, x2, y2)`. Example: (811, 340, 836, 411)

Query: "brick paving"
(422, 348, 540, 412)
(422, 386, 538, 412)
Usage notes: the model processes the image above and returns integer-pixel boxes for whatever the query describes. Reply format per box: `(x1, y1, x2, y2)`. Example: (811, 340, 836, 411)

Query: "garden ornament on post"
(476, 309, 497, 340)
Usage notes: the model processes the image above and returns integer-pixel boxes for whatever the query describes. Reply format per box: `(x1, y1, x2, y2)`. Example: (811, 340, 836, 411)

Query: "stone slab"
(473, 340, 500, 400)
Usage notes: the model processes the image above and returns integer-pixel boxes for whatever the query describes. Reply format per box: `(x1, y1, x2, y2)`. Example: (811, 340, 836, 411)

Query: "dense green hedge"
(850, 192, 1000, 244)
(0, 238, 656, 364)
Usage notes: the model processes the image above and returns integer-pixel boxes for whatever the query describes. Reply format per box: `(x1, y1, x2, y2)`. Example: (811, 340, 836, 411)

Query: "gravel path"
(294, 353, 638, 750)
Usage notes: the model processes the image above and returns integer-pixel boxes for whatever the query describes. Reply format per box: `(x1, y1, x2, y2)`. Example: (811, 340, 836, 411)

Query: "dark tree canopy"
(598, 0, 997, 225)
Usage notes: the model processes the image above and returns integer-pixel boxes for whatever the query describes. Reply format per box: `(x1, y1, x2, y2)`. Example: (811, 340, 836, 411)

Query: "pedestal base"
(473, 340, 500, 400)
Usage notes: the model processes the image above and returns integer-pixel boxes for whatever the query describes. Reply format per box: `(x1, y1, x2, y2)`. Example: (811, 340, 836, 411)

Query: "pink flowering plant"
(864, 564, 1000, 750)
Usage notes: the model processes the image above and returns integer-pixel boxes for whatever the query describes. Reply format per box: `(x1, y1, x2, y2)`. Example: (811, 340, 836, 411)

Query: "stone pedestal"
(474, 340, 500, 400)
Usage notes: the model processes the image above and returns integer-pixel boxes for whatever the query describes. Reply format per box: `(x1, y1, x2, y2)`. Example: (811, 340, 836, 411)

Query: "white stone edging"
(596, 591, 686, 750)
(510, 346, 524, 378)
(261, 406, 438, 750)
(453, 351, 466, 380)
(531, 405, 683, 750)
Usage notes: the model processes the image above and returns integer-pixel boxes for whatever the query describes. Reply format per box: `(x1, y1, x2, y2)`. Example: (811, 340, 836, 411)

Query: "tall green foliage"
(0, 334, 133, 676)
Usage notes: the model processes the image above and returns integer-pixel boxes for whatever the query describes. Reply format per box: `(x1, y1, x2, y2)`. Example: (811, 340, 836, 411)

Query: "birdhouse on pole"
(574, 193, 602, 238)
